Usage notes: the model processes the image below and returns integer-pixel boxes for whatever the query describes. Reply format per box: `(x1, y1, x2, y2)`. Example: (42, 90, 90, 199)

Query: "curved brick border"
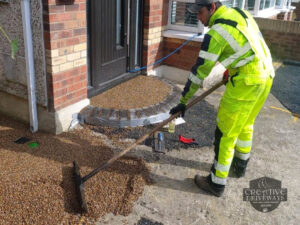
(80, 77, 181, 128)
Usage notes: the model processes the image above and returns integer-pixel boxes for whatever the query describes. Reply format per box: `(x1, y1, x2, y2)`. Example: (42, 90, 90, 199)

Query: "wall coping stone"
(256, 18, 300, 34)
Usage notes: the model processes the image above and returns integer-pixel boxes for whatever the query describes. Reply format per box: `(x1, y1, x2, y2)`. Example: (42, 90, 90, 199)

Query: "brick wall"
(143, 0, 169, 72)
(43, 0, 87, 111)
(292, 2, 300, 20)
(163, 38, 201, 70)
(277, 12, 288, 20)
(276, 10, 294, 21)
(256, 18, 300, 61)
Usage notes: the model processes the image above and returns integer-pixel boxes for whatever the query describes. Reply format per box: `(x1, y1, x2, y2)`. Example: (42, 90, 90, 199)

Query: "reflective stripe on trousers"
(211, 76, 273, 186)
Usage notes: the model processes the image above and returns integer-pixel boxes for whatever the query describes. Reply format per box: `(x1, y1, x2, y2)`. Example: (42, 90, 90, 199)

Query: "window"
(116, 0, 125, 47)
(170, 1, 198, 27)
(259, 0, 276, 9)
(276, 0, 282, 6)
(245, 0, 255, 10)
(167, 0, 293, 35)
(221, 0, 244, 8)
(275, 0, 291, 8)
(168, 0, 204, 33)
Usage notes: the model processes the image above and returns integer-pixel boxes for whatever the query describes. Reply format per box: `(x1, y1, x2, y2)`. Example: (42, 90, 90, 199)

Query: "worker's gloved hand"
(169, 103, 186, 117)
(223, 69, 229, 84)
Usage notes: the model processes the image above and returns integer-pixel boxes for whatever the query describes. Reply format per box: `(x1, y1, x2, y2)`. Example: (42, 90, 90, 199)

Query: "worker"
(169, 0, 274, 197)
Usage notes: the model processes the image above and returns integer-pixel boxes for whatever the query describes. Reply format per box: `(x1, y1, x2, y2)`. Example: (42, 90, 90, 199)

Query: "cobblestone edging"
(80, 78, 181, 128)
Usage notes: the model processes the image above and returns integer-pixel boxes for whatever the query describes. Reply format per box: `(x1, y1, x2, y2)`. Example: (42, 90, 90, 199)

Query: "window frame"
(251, 0, 277, 16)
(275, 0, 291, 9)
(168, 0, 204, 33)
(220, 0, 246, 8)
(167, 0, 293, 34)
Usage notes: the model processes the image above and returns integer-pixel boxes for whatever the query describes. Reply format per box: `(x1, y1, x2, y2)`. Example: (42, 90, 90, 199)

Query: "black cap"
(187, 0, 216, 13)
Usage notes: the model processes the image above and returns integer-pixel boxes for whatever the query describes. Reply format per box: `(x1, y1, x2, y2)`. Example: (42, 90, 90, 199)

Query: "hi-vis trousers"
(211, 75, 273, 186)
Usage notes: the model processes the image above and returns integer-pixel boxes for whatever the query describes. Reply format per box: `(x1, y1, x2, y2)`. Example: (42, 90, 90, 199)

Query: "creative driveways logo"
(243, 177, 287, 213)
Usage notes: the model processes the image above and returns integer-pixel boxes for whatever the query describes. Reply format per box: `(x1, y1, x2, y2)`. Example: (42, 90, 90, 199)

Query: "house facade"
(0, 0, 298, 134)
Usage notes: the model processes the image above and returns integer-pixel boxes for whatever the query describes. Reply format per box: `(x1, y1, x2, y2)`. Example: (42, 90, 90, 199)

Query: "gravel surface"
(90, 76, 171, 110)
(0, 115, 152, 225)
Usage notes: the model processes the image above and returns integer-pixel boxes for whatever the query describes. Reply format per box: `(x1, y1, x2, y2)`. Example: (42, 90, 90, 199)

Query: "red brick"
(45, 39, 66, 50)
(150, 16, 162, 23)
(67, 88, 87, 100)
(79, 35, 87, 42)
(78, 19, 86, 27)
(66, 37, 80, 46)
(70, 95, 86, 104)
(49, 23, 65, 31)
(150, 10, 163, 16)
(53, 95, 68, 107)
(67, 80, 87, 92)
(53, 88, 68, 98)
(73, 74, 87, 83)
(50, 13, 74, 23)
(73, 28, 87, 36)
(74, 11, 86, 20)
(64, 20, 80, 29)
(59, 30, 73, 39)
(65, 4, 79, 11)
(52, 67, 81, 82)
(52, 81, 63, 90)
(79, 3, 86, 10)
(49, 5, 65, 13)
(151, 5, 161, 10)
(80, 65, 87, 73)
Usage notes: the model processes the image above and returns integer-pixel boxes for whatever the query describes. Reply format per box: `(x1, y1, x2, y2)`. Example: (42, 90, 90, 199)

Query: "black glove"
(169, 103, 186, 117)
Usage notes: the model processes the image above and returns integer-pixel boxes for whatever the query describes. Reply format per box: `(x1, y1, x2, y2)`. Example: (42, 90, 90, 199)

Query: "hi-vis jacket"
(180, 6, 275, 105)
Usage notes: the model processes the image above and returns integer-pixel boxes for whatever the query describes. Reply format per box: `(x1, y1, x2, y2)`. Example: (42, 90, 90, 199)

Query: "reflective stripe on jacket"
(180, 6, 274, 105)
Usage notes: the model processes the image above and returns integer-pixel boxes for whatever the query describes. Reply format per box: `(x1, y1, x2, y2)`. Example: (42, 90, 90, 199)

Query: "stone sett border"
(80, 77, 181, 128)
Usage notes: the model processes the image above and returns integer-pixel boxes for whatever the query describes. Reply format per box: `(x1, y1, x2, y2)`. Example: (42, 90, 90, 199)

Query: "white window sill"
(163, 29, 207, 42)
(254, 7, 295, 18)
(276, 6, 296, 12)
(254, 9, 282, 18)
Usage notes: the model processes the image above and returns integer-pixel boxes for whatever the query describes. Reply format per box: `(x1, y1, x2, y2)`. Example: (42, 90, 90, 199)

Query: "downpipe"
(21, 0, 38, 133)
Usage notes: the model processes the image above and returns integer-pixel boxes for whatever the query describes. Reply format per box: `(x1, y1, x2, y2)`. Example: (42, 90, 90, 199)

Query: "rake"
(73, 80, 225, 212)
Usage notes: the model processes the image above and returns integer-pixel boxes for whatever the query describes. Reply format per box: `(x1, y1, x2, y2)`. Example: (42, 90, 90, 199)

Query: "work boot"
(194, 174, 224, 197)
(232, 157, 249, 178)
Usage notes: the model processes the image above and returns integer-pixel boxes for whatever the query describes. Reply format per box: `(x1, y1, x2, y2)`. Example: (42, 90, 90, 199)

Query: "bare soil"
(90, 76, 171, 110)
(0, 115, 152, 225)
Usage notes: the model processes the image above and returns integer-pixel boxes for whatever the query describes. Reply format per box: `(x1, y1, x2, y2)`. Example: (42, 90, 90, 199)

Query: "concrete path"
(96, 65, 300, 225)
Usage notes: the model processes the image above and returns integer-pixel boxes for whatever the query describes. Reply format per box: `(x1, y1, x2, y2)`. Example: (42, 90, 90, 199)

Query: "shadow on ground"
(271, 64, 300, 114)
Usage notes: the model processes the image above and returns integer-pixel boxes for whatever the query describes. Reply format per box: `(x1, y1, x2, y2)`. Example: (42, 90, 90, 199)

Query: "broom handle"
(82, 80, 225, 182)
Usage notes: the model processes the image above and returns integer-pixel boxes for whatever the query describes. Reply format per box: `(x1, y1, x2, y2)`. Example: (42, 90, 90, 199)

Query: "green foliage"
(10, 39, 19, 59)
(0, 25, 19, 60)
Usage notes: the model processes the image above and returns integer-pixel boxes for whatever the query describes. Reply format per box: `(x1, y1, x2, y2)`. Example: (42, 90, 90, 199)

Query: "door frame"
(87, 0, 144, 98)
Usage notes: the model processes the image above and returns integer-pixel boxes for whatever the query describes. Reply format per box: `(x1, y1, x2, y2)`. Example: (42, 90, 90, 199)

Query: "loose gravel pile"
(0, 115, 152, 225)
(90, 76, 171, 110)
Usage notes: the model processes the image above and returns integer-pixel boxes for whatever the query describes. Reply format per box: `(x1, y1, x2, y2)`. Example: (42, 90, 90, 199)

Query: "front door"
(88, 0, 142, 97)
(89, 0, 128, 91)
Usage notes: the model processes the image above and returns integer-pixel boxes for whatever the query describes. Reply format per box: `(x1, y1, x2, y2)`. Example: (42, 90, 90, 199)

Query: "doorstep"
(80, 76, 181, 128)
